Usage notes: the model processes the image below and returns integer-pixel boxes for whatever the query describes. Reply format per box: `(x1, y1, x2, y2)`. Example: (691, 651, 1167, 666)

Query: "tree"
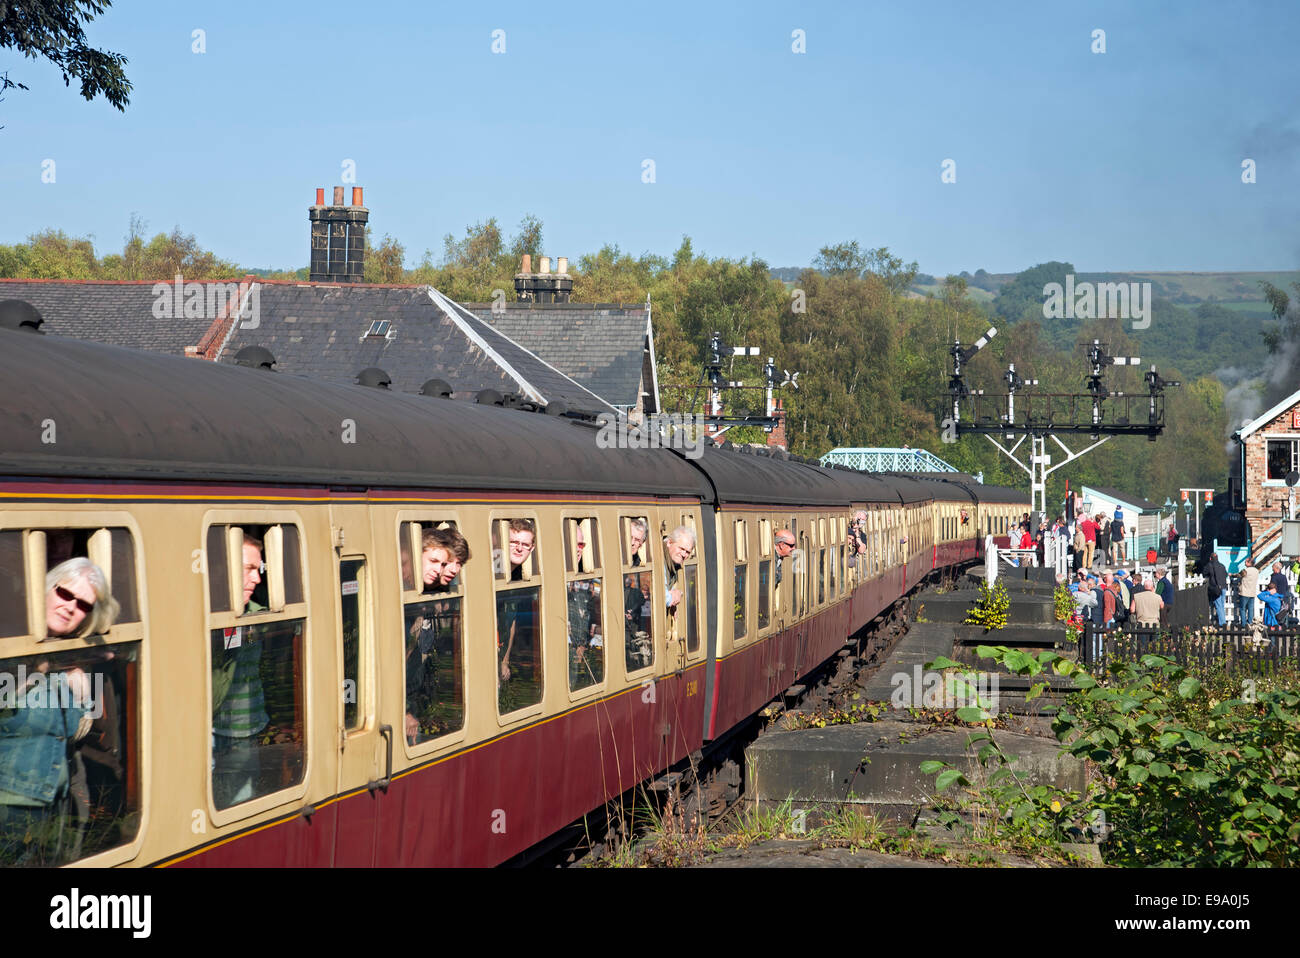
(365, 231, 406, 283)
(1, 1, 131, 113)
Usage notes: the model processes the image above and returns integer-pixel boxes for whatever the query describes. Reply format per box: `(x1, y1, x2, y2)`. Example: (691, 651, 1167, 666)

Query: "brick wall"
(1244, 396, 1300, 541)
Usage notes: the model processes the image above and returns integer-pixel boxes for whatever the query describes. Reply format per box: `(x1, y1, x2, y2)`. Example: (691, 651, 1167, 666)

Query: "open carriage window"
(492, 518, 542, 714)
(0, 522, 144, 866)
(620, 516, 654, 674)
(398, 520, 469, 745)
(205, 522, 306, 812)
(564, 518, 604, 692)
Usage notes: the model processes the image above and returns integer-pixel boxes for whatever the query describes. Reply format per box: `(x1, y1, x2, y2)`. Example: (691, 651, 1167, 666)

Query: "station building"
(1078, 485, 1162, 556)
(1235, 384, 1300, 542)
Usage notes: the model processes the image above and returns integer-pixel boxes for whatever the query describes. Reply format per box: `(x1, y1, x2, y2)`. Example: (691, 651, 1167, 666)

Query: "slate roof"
(217, 283, 615, 413)
(466, 302, 652, 409)
(0, 279, 216, 355)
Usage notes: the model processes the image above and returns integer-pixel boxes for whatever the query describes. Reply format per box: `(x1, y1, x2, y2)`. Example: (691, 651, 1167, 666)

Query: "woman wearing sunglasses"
(0, 558, 119, 865)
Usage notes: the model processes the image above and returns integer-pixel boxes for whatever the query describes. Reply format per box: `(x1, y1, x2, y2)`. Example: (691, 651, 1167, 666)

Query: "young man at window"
(211, 535, 268, 809)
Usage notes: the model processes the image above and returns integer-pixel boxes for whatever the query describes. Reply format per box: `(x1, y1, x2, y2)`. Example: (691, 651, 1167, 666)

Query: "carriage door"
(328, 502, 385, 866)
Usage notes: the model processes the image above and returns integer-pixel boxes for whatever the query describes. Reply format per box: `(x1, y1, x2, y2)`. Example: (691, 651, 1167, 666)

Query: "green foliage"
(782, 700, 886, 730)
(1055, 654, 1300, 866)
(0, 1, 131, 112)
(963, 581, 1010, 631)
(1054, 584, 1075, 622)
(924, 645, 1300, 867)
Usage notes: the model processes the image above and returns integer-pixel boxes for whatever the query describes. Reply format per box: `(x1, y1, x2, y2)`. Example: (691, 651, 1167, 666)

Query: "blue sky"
(2, 0, 1298, 275)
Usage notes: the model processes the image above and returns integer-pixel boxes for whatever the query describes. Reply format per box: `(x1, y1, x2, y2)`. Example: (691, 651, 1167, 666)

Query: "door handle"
(368, 724, 393, 794)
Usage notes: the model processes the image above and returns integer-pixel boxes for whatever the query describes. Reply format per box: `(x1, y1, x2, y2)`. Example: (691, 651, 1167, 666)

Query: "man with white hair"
(663, 526, 696, 609)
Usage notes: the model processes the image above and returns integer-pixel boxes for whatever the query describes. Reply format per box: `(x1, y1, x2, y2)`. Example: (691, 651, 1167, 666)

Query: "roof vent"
(544, 400, 568, 417)
(0, 300, 45, 334)
(420, 378, 454, 399)
(356, 367, 392, 389)
(475, 389, 505, 406)
(234, 345, 277, 370)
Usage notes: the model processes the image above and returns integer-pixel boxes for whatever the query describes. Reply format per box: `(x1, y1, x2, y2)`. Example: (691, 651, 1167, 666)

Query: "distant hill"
(911, 269, 1299, 316)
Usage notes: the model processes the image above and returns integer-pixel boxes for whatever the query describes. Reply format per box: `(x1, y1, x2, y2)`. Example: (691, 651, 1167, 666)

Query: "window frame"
(202, 509, 311, 827)
(0, 509, 149, 867)
(1262, 435, 1300, 485)
(562, 512, 607, 699)
(490, 511, 546, 724)
(394, 511, 471, 754)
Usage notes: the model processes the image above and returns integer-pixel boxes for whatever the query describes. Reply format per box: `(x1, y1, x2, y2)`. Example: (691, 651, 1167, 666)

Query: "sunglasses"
(54, 584, 95, 614)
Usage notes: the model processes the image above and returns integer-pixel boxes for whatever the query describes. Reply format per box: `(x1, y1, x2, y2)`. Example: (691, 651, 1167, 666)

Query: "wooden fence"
(1080, 622, 1300, 676)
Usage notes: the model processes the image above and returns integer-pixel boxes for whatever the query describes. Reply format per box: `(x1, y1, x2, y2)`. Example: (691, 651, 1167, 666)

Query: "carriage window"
(758, 559, 771, 630)
(734, 520, 748, 641)
(668, 519, 699, 657)
(734, 564, 747, 641)
(398, 519, 468, 742)
(339, 558, 364, 733)
(682, 565, 699, 653)
(0, 531, 23, 638)
(493, 518, 542, 714)
(0, 523, 144, 865)
(818, 548, 826, 604)
(621, 516, 654, 674)
(206, 522, 306, 811)
(565, 518, 604, 692)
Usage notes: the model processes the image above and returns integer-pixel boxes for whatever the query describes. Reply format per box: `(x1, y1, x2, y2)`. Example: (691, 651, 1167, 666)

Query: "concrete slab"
(746, 719, 1084, 807)
(919, 591, 1057, 625)
(697, 839, 946, 868)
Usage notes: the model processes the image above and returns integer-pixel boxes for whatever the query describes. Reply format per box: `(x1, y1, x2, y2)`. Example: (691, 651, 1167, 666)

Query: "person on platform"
(1236, 558, 1260, 626)
(1258, 582, 1283, 627)
(1080, 514, 1098, 570)
(1095, 516, 1110, 571)
(1205, 553, 1228, 626)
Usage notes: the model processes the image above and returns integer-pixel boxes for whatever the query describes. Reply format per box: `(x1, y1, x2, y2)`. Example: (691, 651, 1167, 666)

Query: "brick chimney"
(767, 398, 788, 451)
(513, 254, 573, 304)
(310, 186, 368, 283)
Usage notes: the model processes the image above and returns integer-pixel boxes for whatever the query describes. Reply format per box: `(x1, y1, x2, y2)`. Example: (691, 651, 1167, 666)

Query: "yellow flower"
(1050, 800, 1062, 813)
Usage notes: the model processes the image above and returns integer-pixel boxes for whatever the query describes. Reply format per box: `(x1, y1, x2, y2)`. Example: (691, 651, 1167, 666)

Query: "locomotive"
(0, 326, 1027, 867)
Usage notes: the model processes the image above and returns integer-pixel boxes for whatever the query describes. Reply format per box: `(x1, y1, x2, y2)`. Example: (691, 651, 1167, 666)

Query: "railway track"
(520, 570, 962, 867)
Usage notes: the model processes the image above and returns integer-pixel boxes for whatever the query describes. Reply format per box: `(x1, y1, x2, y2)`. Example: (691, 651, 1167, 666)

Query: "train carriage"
(0, 328, 1026, 867)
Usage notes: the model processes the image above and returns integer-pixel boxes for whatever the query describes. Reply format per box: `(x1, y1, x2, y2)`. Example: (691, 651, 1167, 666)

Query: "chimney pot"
(557, 257, 568, 275)
(315, 188, 325, 206)
(352, 186, 363, 207)
(521, 254, 532, 273)
(539, 256, 551, 274)
(333, 186, 345, 206)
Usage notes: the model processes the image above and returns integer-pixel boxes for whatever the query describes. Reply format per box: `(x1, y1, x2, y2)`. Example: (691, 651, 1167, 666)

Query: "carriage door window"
(733, 520, 748, 642)
(621, 516, 654, 675)
(492, 518, 543, 715)
(206, 522, 307, 812)
(758, 520, 772, 631)
(339, 558, 366, 732)
(817, 518, 827, 605)
(676, 514, 700, 656)
(400, 521, 468, 745)
(565, 518, 604, 692)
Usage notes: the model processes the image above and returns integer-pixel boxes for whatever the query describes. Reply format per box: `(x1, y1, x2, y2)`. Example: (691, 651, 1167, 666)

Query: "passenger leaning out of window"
(1, 558, 118, 864)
